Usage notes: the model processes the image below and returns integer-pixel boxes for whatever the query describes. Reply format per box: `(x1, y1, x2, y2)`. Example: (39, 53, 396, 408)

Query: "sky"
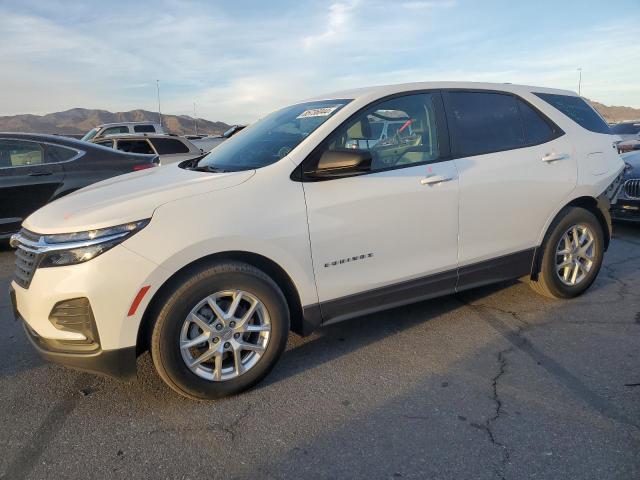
(1, 0, 639, 123)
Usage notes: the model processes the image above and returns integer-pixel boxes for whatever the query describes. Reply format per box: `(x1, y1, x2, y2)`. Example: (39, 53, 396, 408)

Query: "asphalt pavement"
(1, 224, 639, 480)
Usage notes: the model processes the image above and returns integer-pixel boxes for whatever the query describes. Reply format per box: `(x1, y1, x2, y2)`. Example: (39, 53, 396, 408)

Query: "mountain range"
(0, 100, 638, 137)
(0, 108, 231, 136)
(587, 101, 640, 123)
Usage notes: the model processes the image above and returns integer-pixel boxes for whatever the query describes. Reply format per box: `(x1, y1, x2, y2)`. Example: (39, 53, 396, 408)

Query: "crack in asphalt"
(470, 347, 513, 480)
(458, 285, 640, 480)
(463, 297, 640, 424)
(146, 402, 253, 444)
(218, 402, 253, 443)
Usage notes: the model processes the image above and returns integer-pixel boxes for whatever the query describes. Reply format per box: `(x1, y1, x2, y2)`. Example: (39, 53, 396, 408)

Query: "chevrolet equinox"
(10, 82, 625, 400)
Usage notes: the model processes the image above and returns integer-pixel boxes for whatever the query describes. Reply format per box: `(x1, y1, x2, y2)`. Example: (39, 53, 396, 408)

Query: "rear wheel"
(529, 207, 604, 299)
(151, 261, 289, 400)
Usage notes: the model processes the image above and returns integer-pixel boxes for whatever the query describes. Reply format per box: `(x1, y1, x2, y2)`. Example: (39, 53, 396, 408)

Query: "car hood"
(24, 163, 255, 234)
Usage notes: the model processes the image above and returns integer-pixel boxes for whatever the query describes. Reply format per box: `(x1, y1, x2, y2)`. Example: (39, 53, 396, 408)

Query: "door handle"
(28, 171, 53, 176)
(420, 174, 452, 185)
(541, 152, 568, 163)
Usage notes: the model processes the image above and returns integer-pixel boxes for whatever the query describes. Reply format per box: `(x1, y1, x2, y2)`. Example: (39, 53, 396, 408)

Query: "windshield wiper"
(189, 165, 228, 173)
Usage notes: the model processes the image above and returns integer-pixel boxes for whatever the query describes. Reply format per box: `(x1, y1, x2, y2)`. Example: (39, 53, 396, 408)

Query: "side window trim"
(0, 138, 84, 169)
(292, 89, 452, 182)
(442, 89, 565, 159)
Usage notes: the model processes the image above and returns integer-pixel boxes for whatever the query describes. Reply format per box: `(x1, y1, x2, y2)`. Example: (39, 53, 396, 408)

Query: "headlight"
(625, 162, 633, 173)
(39, 239, 125, 267)
(42, 221, 148, 244)
(17, 220, 150, 268)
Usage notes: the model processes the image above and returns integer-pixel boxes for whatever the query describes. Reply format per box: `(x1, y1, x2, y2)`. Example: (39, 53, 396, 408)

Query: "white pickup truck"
(81, 122, 164, 141)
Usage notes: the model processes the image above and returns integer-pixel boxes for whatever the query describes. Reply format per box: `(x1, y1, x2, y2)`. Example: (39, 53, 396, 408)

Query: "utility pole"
(577, 68, 582, 96)
(156, 80, 162, 128)
(193, 102, 198, 135)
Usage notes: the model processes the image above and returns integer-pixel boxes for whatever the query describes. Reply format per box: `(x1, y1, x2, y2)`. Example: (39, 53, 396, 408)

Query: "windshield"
(193, 100, 351, 171)
(81, 127, 100, 142)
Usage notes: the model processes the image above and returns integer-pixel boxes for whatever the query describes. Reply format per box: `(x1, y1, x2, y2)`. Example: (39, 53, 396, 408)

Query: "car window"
(0, 140, 44, 168)
(81, 127, 100, 142)
(448, 92, 525, 157)
(534, 93, 611, 134)
(46, 144, 79, 163)
(101, 126, 130, 136)
(322, 93, 440, 172)
(133, 124, 156, 133)
(610, 123, 640, 135)
(196, 100, 350, 171)
(517, 99, 555, 145)
(116, 139, 155, 155)
(149, 138, 190, 154)
(95, 139, 114, 148)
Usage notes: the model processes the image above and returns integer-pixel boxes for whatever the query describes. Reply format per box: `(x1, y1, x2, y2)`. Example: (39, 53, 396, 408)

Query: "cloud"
(402, 0, 456, 9)
(0, 0, 638, 123)
(303, 1, 360, 51)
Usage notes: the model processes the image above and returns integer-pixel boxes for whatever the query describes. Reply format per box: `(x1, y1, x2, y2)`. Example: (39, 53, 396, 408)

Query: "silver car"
(91, 133, 202, 165)
(81, 122, 164, 141)
(611, 120, 640, 153)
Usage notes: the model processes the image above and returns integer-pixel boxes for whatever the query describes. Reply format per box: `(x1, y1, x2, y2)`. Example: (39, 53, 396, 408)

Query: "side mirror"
(311, 149, 372, 178)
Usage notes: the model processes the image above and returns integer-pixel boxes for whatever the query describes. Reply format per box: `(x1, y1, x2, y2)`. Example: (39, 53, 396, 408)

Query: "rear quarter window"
(149, 138, 190, 154)
(117, 140, 155, 155)
(534, 93, 611, 134)
(134, 124, 156, 133)
(46, 144, 79, 163)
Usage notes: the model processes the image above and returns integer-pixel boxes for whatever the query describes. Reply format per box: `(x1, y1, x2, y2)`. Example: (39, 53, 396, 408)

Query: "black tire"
(529, 207, 605, 299)
(150, 261, 290, 400)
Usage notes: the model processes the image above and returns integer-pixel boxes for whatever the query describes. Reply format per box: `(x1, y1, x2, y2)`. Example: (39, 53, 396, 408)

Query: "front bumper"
(22, 318, 137, 379)
(10, 243, 166, 378)
(9, 285, 137, 379)
(611, 199, 640, 222)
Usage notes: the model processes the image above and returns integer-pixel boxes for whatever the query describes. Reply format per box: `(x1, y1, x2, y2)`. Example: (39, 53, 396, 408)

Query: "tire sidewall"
(154, 265, 289, 399)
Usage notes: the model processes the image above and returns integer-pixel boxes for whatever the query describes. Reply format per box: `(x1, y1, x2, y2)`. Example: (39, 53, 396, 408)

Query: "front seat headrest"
(347, 118, 372, 140)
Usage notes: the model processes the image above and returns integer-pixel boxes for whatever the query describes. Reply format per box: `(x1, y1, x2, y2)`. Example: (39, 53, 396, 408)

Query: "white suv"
(10, 82, 624, 400)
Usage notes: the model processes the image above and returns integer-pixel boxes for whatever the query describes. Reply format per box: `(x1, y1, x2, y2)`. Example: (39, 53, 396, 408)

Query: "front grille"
(13, 229, 43, 289)
(624, 179, 640, 199)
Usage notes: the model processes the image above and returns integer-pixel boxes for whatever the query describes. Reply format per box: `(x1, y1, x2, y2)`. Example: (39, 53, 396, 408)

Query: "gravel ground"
(0, 223, 639, 480)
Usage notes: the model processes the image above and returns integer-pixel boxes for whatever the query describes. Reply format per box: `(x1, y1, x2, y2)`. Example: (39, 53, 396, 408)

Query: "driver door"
(301, 92, 460, 322)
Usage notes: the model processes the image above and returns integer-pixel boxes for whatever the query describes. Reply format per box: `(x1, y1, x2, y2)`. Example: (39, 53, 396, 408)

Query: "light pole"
(577, 68, 582, 96)
(156, 80, 162, 128)
(193, 102, 198, 135)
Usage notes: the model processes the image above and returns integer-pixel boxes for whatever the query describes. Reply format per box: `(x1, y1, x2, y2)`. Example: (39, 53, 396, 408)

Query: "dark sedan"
(0, 133, 158, 238)
(611, 150, 640, 222)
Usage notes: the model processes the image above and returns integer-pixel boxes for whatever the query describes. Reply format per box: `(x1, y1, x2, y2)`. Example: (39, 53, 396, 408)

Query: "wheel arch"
(136, 251, 308, 355)
(530, 195, 610, 280)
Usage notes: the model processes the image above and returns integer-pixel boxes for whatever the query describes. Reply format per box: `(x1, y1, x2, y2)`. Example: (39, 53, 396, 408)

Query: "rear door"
(0, 139, 66, 236)
(443, 90, 576, 287)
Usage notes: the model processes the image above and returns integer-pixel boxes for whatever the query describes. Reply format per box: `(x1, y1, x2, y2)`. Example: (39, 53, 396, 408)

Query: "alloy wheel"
(555, 224, 596, 286)
(179, 290, 271, 381)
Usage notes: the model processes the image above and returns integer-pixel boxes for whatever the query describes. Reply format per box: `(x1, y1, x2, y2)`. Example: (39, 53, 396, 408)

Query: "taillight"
(133, 163, 157, 171)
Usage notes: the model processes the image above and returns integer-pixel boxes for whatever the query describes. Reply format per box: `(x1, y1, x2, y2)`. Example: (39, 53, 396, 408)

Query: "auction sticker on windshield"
(297, 106, 340, 119)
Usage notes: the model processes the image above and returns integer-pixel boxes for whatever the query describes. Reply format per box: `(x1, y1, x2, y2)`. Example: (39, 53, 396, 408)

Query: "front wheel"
(151, 261, 290, 400)
(529, 207, 605, 299)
